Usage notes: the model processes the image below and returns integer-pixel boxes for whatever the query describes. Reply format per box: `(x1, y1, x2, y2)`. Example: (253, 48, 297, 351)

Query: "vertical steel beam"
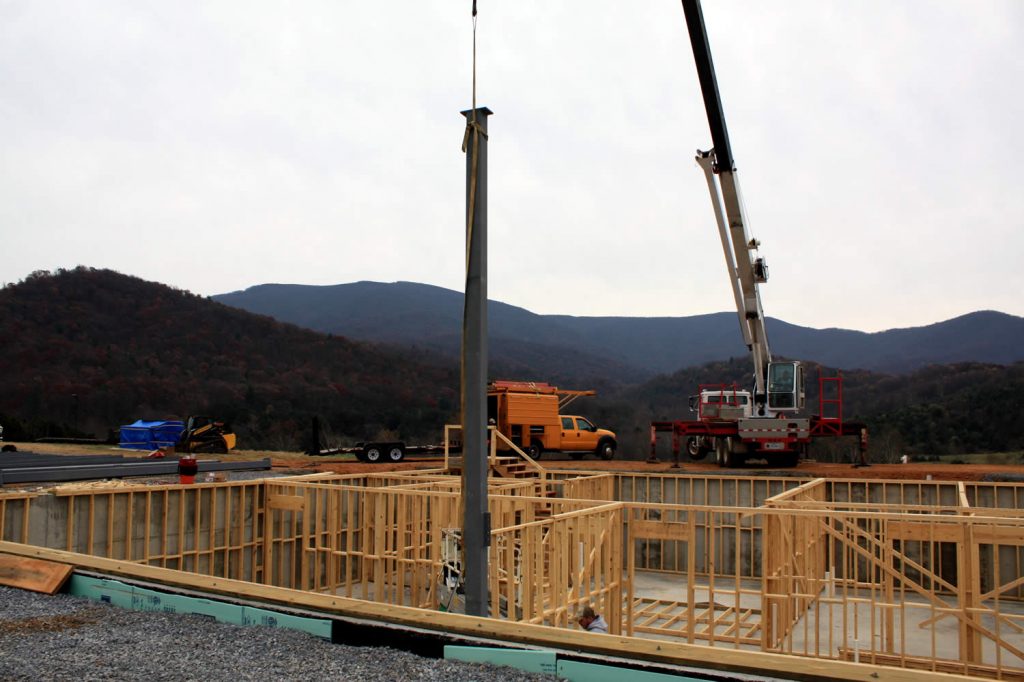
(461, 106, 492, 617)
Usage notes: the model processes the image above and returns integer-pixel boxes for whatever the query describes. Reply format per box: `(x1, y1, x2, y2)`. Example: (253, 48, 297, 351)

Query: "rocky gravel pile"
(0, 586, 554, 681)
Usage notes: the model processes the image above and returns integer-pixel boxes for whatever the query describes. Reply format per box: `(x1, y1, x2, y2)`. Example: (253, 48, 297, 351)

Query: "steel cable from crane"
(460, 0, 487, 459)
(462, 0, 487, 273)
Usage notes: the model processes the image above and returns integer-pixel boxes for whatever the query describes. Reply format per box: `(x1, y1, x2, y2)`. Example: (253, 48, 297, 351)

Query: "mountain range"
(214, 281, 1024, 380)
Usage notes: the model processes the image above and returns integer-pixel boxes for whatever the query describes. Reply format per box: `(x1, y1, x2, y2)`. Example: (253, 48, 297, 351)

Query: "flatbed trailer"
(314, 441, 446, 463)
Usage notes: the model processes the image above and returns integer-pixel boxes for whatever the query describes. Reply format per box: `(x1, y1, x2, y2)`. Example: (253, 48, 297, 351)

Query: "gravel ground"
(0, 586, 555, 681)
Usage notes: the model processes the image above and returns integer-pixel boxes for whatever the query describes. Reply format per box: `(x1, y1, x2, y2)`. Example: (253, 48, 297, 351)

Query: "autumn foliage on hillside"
(3, 268, 1022, 460)
(0, 268, 459, 449)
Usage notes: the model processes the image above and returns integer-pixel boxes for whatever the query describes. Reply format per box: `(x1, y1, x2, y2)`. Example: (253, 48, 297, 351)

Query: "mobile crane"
(650, 0, 867, 468)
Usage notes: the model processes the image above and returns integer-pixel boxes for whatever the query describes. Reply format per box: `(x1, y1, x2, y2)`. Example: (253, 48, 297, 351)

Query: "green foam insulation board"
(445, 645, 708, 681)
(67, 575, 331, 639)
(69, 575, 135, 609)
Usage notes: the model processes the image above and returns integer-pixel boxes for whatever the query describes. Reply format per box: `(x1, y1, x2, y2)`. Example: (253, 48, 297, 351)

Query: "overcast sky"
(2, 1, 1022, 332)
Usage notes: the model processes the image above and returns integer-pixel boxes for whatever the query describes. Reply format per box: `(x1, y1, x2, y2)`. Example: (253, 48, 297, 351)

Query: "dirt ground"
(6, 442, 1022, 482)
(280, 454, 1023, 482)
(540, 458, 1024, 481)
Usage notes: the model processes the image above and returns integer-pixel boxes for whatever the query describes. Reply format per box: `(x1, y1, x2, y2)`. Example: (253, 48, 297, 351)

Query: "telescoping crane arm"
(681, 0, 802, 414)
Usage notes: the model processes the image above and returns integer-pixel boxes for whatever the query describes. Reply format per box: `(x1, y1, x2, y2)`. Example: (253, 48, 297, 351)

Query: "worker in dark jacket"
(577, 605, 608, 633)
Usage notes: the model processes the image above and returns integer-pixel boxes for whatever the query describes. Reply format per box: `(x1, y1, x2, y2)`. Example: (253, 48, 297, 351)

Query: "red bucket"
(177, 456, 198, 484)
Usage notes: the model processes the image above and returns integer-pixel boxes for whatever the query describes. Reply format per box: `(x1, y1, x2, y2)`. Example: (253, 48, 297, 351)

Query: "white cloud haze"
(1, 1, 1021, 332)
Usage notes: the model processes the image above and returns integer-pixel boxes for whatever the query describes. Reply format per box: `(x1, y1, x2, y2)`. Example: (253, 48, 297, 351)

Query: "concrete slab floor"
(630, 570, 1024, 669)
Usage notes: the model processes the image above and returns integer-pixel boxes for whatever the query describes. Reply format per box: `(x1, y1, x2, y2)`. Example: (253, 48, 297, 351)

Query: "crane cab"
(690, 388, 753, 421)
(767, 361, 805, 412)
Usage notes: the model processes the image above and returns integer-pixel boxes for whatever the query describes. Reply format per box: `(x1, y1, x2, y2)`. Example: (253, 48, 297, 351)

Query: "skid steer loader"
(176, 416, 236, 454)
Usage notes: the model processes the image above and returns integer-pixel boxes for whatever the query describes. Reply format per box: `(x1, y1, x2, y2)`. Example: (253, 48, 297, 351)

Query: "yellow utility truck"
(487, 381, 616, 460)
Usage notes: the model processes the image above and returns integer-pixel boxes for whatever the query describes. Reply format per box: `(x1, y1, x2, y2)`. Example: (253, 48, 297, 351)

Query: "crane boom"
(650, 1, 866, 468)
(681, 0, 789, 412)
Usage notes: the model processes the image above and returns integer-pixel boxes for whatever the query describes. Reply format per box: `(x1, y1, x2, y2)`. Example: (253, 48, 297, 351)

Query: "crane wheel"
(716, 438, 743, 468)
(723, 438, 745, 468)
(686, 437, 709, 461)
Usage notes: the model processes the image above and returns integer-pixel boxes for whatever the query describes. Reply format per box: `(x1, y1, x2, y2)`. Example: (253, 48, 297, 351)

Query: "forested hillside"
(3, 268, 1022, 460)
(0, 268, 458, 449)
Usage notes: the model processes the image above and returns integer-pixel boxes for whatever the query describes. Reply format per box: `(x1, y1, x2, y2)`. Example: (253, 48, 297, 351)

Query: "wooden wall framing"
(5, 472, 1024, 680)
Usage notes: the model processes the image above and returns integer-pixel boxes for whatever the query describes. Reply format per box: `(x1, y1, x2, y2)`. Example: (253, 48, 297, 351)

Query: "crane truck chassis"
(651, 380, 867, 468)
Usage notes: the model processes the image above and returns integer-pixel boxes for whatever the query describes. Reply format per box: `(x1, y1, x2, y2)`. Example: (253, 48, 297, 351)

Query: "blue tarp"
(119, 420, 185, 450)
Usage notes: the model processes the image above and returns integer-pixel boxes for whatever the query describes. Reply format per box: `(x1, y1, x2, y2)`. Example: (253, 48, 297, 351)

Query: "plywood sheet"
(0, 553, 73, 594)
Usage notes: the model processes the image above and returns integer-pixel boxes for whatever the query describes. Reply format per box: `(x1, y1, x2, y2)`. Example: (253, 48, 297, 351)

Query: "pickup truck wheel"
(596, 439, 616, 460)
(364, 446, 383, 463)
(387, 445, 405, 462)
(526, 442, 543, 460)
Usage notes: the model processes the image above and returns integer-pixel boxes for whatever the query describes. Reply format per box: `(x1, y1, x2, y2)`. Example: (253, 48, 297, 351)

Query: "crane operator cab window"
(767, 361, 805, 411)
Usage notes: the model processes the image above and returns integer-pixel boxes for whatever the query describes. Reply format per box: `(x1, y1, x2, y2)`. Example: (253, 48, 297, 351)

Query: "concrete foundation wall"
(6, 483, 264, 582)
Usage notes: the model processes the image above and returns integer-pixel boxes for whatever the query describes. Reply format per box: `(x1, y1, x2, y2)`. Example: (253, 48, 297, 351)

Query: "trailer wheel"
(526, 442, 543, 460)
(387, 445, 405, 462)
(364, 446, 383, 463)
